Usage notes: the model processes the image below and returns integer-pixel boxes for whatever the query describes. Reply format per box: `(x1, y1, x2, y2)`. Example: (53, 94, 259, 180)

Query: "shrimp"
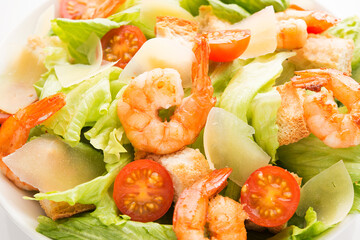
(291, 68, 360, 148)
(173, 168, 247, 240)
(207, 195, 247, 240)
(277, 18, 308, 50)
(0, 93, 66, 191)
(276, 9, 339, 34)
(117, 35, 216, 154)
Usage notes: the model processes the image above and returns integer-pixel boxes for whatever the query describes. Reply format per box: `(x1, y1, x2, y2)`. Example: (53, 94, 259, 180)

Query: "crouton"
(155, 16, 199, 49)
(276, 82, 310, 146)
(40, 199, 95, 220)
(289, 34, 354, 75)
(196, 6, 232, 33)
(142, 147, 211, 202)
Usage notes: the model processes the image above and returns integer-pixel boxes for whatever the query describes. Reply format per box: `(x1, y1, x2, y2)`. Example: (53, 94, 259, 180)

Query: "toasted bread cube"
(40, 199, 95, 220)
(276, 82, 310, 146)
(290, 34, 354, 75)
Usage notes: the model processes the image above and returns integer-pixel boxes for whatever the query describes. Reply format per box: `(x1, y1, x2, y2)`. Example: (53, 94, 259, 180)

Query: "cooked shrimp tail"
(204, 167, 232, 196)
(192, 35, 210, 90)
(0, 93, 66, 190)
(173, 168, 233, 240)
(291, 69, 360, 148)
(16, 92, 66, 128)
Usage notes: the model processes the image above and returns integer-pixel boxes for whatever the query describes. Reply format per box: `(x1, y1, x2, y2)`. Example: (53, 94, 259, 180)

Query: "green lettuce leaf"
(210, 59, 250, 99)
(219, 52, 294, 123)
(249, 88, 281, 161)
(222, 0, 289, 13)
(51, 18, 125, 64)
(178, 0, 208, 16)
(40, 67, 122, 147)
(37, 213, 176, 240)
(278, 134, 360, 183)
(208, 0, 250, 23)
(85, 85, 129, 165)
(326, 16, 360, 82)
(350, 182, 360, 214)
(269, 208, 331, 240)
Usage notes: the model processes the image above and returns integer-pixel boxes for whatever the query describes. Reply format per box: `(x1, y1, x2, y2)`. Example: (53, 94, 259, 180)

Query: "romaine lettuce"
(351, 182, 360, 214)
(178, 0, 208, 16)
(37, 213, 176, 240)
(249, 88, 281, 161)
(278, 134, 360, 183)
(37, 67, 123, 147)
(85, 86, 129, 164)
(269, 208, 331, 240)
(219, 52, 294, 123)
(208, 0, 250, 23)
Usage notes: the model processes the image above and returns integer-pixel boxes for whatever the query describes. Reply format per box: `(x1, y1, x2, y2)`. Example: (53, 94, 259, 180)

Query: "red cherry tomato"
(113, 159, 174, 222)
(101, 25, 146, 69)
(60, 0, 125, 20)
(207, 29, 251, 62)
(240, 166, 300, 227)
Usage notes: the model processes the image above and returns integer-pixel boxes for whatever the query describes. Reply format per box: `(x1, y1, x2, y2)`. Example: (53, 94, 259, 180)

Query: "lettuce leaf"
(326, 16, 360, 82)
(208, 0, 250, 23)
(278, 134, 360, 183)
(51, 18, 126, 64)
(269, 208, 331, 240)
(249, 88, 281, 161)
(222, 0, 289, 13)
(210, 59, 250, 99)
(37, 213, 176, 240)
(219, 52, 294, 123)
(350, 182, 360, 214)
(40, 67, 122, 147)
(178, 0, 208, 16)
(85, 85, 129, 165)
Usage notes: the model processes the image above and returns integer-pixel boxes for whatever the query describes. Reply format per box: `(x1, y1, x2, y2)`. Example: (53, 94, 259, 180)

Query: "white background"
(0, 0, 359, 239)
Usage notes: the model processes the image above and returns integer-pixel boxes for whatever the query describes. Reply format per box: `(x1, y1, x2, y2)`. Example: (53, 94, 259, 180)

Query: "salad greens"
(268, 208, 331, 240)
(2, 0, 358, 239)
(37, 213, 176, 240)
(278, 134, 360, 183)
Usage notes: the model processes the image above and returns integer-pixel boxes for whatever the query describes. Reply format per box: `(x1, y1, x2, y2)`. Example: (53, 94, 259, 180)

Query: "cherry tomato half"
(101, 25, 146, 69)
(207, 29, 251, 62)
(240, 166, 300, 227)
(113, 159, 174, 222)
(60, 0, 125, 20)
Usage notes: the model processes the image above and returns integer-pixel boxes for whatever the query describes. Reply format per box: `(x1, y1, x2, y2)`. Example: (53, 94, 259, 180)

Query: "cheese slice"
(3, 134, 105, 192)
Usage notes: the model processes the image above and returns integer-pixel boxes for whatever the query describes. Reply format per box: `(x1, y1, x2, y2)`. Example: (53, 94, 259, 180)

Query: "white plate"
(0, 0, 360, 239)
